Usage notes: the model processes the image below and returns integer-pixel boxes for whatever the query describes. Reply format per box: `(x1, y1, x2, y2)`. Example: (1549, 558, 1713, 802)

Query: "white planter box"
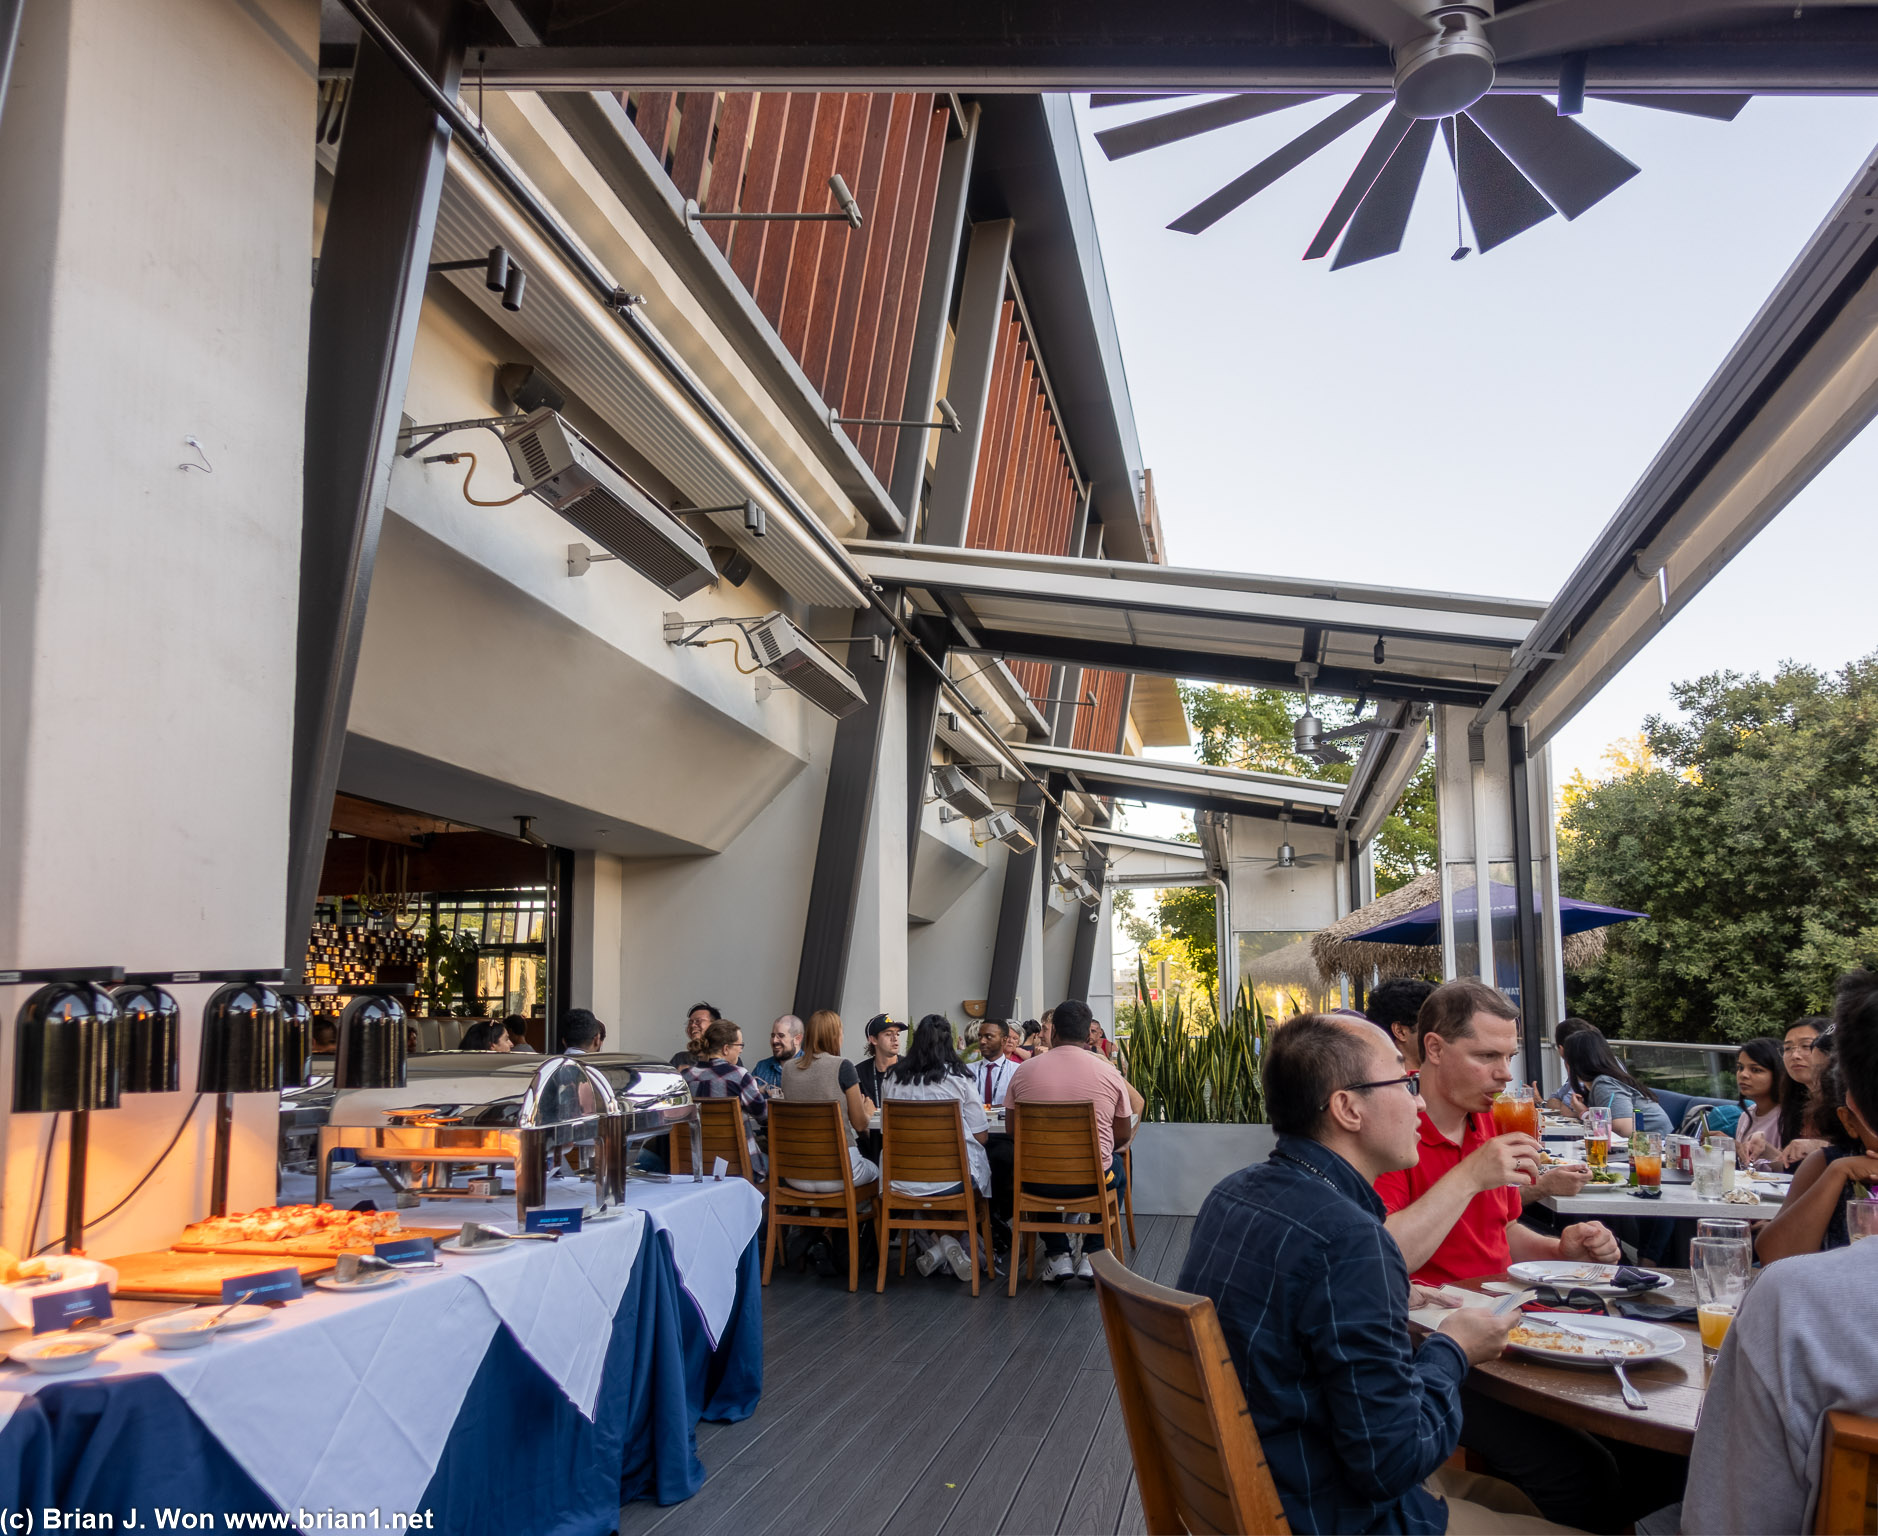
(1127, 1122, 1277, 1217)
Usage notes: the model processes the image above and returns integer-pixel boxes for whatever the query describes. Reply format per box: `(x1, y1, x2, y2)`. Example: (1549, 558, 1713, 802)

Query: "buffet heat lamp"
(7, 966, 128, 1256)
(111, 983, 183, 1094)
(333, 992, 410, 1091)
(196, 979, 287, 1218)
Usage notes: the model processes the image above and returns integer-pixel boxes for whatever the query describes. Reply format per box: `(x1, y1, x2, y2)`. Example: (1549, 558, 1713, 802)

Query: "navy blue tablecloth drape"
(2, 1227, 762, 1534)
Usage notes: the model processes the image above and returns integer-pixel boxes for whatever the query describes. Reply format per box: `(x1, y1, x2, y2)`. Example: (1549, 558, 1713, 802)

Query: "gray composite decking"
(621, 1215, 1197, 1536)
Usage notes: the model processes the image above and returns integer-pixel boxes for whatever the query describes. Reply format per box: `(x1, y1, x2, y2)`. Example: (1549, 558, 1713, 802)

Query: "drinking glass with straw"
(1691, 1235, 1753, 1364)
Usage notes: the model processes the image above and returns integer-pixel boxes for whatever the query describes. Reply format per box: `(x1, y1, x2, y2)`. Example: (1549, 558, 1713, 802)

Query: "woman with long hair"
(1772, 1016, 1834, 1169)
(883, 1014, 991, 1281)
(1734, 1037, 1789, 1162)
(1754, 1053, 1878, 1261)
(1559, 1028, 1672, 1137)
(779, 1008, 875, 1186)
(682, 1019, 767, 1176)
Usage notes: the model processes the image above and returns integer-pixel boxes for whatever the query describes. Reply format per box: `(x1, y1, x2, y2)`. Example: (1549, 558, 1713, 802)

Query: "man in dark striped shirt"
(1179, 1013, 1562, 1534)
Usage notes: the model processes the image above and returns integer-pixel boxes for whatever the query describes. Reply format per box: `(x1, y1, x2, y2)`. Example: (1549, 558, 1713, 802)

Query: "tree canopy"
(1560, 656, 1878, 1042)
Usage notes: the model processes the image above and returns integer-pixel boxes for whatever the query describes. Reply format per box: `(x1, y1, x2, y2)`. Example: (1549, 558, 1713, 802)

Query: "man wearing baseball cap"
(856, 1013, 903, 1163)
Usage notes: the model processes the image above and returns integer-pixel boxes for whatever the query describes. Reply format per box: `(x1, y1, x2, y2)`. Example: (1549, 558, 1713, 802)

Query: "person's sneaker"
(808, 1239, 839, 1279)
(939, 1235, 973, 1282)
(915, 1242, 944, 1277)
(1044, 1253, 1075, 1283)
(1074, 1253, 1095, 1283)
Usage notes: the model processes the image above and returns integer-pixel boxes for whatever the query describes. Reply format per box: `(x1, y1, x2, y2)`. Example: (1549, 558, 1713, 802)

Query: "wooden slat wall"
(1073, 669, 1128, 753)
(623, 90, 950, 494)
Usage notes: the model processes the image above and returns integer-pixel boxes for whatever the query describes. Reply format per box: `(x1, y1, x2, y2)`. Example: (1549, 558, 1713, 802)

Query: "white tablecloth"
(13, 1176, 761, 1518)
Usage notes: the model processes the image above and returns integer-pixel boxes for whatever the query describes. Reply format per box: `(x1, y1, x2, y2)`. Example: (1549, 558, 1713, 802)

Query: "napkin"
(1610, 1265, 1671, 1293)
(1612, 1297, 1697, 1324)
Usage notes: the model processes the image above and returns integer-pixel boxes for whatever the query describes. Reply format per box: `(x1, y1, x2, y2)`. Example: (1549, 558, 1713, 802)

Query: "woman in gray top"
(777, 1008, 877, 1192)
(1561, 1028, 1673, 1136)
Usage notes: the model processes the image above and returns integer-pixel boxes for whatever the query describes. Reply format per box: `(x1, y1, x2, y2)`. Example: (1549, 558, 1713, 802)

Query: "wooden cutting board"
(172, 1227, 457, 1257)
(111, 1250, 334, 1298)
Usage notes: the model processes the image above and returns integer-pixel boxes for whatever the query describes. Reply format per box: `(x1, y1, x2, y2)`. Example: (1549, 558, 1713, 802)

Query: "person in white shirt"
(882, 1014, 990, 1283)
(975, 1019, 1021, 1106)
(1681, 969, 1878, 1535)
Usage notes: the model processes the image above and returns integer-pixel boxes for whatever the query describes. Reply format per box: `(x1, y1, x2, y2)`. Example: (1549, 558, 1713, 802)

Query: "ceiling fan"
(1253, 812, 1331, 871)
(1088, 0, 1840, 267)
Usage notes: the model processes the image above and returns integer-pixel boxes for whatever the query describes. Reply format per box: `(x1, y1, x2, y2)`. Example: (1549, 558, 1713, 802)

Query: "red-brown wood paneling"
(701, 92, 755, 214)
(779, 96, 850, 356)
(800, 93, 872, 389)
(727, 93, 790, 289)
(629, 92, 675, 166)
(1073, 669, 1128, 753)
(854, 94, 936, 470)
(820, 94, 895, 407)
(753, 94, 819, 325)
(668, 92, 718, 200)
(870, 106, 950, 487)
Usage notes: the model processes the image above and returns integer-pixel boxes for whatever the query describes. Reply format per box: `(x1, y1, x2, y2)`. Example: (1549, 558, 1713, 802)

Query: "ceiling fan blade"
(1304, 108, 1416, 259)
(1589, 93, 1750, 122)
(1466, 93, 1639, 219)
(1331, 116, 1437, 268)
(1090, 93, 1183, 108)
(1169, 97, 1387, 235)
(1097, 94, 1325, 161)
(1482, 0, 1834, 65)
(1444, 114, 1556, 254)
(1294, 0, 1437, 49)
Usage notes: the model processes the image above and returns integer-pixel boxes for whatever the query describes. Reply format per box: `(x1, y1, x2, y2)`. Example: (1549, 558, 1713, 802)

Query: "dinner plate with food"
(1504, 1314, 1685, 1367)
(1505, 1261, 1674, 1294)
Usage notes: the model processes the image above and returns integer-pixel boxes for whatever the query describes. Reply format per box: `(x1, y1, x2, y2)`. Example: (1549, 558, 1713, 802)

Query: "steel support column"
(903, 614, 951, 888)
(284, 0, 465, 968)
(924, 218, 1013, 547)
(1508, 724, 1545, 1078)
(1065, 854, 1105, 1004)
(892, 104, 979, 526)
(986, 783, 1043, 1020)
(794, 604, 900, 1018)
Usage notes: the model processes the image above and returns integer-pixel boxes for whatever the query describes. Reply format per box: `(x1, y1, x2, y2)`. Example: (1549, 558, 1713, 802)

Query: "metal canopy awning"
(854, 543, 1542, 706)
(1018, 743, 1345, 825)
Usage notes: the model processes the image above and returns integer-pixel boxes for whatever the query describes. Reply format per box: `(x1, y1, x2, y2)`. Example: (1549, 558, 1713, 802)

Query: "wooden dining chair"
(1120, 1142, 1139, 1252)
(1007, 1099, 1124, 1296)
(1816, 1412, 1878, 1534)
(674, 1098, 756, 1186)
(763, 1099, 881, 1293)
(1090, 1250, 1291, 1536)
(877, 1099, 995, 1296)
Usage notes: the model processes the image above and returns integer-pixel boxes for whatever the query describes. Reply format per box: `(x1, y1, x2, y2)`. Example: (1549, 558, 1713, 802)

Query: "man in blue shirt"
(751, 1013, 801, 1091)
(1179, 1012, 1561, 1534)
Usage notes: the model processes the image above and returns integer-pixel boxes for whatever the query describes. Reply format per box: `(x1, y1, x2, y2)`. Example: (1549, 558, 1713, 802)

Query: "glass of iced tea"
(1691, 1236, 1752, 1362)
(1491, 1083, 1538, 1139)
(1633, 1132, 1664, 1188)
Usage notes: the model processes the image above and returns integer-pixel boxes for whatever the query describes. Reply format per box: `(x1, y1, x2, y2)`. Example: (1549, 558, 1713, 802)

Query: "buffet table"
(0, 1175, 763, 1534)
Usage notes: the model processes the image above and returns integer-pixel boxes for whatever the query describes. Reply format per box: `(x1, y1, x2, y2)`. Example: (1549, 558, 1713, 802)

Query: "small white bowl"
(132, 1314, 224, 1350)
(10, 1333, 112, 1373)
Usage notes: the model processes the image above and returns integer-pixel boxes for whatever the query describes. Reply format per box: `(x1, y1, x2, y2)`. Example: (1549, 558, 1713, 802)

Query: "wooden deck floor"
(621, 1215, 1195, 1536)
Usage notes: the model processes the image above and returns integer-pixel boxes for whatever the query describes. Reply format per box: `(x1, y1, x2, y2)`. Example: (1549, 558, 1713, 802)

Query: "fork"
(1601, 1347, 1648, 1410)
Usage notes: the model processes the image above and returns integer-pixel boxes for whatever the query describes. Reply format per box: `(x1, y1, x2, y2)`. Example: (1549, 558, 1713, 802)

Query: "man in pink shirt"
(1005, 999, 1144, 1282)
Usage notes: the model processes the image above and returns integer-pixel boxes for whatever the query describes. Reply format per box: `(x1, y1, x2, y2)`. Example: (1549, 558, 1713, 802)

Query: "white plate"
(9, 1334, 113, 1373)
(1505, 1314, 1686, 1368)
(1505, 1262, 1674, 1294)
(313, 1270, 404, 1293)
(204, 1303, 271, 1330)
(437, 1235, 511, 1254)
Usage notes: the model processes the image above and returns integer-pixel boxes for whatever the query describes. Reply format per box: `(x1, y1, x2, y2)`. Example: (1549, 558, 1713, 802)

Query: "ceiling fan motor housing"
(1394, 5, 1495, 119)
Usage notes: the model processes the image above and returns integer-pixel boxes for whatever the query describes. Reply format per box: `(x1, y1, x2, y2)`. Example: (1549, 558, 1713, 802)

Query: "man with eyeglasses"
(1180, 1012, 1566, 1533)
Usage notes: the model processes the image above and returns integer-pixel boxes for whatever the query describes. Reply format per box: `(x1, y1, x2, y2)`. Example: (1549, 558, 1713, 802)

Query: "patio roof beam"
(962, 632, 1501, 707)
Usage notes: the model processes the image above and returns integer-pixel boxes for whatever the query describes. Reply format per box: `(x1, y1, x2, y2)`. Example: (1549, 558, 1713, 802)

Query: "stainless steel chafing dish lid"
(324, 1050, 690, 1130)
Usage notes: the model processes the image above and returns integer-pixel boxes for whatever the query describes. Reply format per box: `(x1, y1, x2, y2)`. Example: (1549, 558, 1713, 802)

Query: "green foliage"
(1560, 656, 1878, 1042)
(422, 920, 483, 1018)
(1111, 888, 1157, 949)
(1155, 884, 1219, 994)
(1118, 964, 1268, 1124)
(1178, 682, 1435, 893)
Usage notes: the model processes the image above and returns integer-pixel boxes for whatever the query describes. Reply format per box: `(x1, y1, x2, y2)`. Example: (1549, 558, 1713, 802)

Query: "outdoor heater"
(10, 967, 128, 1256)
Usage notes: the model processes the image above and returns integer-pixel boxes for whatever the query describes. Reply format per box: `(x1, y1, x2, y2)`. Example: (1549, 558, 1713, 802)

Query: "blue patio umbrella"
(1347, 881, 1646, 947)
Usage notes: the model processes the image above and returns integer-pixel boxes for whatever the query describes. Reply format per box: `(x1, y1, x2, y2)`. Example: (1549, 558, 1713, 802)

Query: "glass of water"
(1846, 1198, 1878, 1244)
(1694, 1143, 1729, 1199)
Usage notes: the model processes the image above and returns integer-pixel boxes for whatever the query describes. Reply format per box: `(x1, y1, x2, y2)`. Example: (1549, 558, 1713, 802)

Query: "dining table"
(1415, 1269, 1707, 1457)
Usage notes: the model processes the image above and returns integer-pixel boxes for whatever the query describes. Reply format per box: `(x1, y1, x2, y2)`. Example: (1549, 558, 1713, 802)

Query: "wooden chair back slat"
(767, 1099, 851, 1181)
(763, 1099, 881, 1293)
(675, 1098, 755, 1184)
(875, 1098, 993, 1297)
(1091, 1250, 1291, 1536)
(1818, 1412, 1878, 1535)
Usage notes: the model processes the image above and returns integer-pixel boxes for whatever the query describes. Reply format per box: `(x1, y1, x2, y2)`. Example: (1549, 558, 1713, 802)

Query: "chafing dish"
(305, 1051, 699, 1222)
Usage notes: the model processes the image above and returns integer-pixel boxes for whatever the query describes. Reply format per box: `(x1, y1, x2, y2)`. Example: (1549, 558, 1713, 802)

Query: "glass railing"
(1542, 1039, 1738, 1100)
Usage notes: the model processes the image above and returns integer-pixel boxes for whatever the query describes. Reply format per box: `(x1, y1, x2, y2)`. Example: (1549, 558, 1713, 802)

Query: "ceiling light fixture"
(430, 245, 526, 310)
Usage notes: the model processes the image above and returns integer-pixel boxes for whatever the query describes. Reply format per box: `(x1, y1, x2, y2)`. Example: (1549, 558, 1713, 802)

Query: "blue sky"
(1071, 92, 1878, 818)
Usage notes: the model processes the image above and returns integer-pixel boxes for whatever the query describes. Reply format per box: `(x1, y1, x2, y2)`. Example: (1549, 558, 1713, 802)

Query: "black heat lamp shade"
(335, 994, 407, 1090)
(111, 983, 182, 1094)
(196, 981, 284, 1095)
(279, 994, 314, 1089)
(14, 982, 121, 1113)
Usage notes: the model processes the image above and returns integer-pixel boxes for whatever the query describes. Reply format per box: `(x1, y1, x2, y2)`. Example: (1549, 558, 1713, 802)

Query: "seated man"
(1377, 979, 1634, 1532)
(753, 1013, 802, 1091)
(1003, 1000, 1144, 1283)
(974, 1019, 1022, 1106)
(1180, 1013, 1560, 1534)
(1682, 968, 1878, 1535)
(1367, 977, 1436, 1069)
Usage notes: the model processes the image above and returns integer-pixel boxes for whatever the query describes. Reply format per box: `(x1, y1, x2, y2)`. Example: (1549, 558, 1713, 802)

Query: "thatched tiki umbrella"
(1312, 871, 1638, 985)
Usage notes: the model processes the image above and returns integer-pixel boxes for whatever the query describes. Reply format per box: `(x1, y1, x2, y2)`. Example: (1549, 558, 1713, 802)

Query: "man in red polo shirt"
(1375, 977, 1617, 1286)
